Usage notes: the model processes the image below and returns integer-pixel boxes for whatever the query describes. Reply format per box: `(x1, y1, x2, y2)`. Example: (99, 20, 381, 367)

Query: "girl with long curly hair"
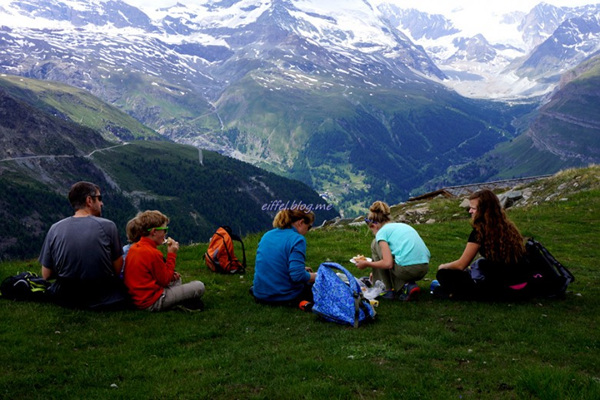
(436, 189, 528, 300)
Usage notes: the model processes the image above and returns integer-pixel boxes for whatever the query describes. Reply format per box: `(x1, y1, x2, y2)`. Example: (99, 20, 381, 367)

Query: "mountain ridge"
(419, 54, 600, 189)
(0, 0, 598, 215)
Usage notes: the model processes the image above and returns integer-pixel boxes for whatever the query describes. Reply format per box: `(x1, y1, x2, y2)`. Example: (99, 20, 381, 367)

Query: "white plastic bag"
(362, 280, 386, 300)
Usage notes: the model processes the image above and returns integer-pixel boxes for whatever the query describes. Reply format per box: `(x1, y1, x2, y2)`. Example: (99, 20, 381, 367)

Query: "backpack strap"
(352, 292, 361, 328)
(527, 237, 575, 283)
(206, 230, 229, 274)
(205, 245, 224, 274)
(223, 226, 247, 272)
(354, 291, 375, 328)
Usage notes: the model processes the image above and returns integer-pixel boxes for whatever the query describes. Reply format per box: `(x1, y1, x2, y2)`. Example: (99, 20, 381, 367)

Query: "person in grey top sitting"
(39, 181, 129, 310)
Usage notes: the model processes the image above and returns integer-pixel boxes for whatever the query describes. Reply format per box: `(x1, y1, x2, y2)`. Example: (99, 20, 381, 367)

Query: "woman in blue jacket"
(252, 208, 316, 307)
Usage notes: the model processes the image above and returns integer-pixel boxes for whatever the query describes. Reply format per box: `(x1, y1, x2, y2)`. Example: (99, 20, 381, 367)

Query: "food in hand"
(352, 254, 367, 261)
(164, 237, 175, 245)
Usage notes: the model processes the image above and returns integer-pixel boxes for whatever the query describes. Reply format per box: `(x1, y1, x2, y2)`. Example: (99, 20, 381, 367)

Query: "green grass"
(0, 74, 160, 141)
(1, 186, 599, 399)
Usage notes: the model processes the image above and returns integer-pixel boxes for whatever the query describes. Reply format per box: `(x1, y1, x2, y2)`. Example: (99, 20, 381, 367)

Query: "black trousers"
(436, 267, 528, 301)
(436, 269, 478, 300)
(49, 277, 132, 310)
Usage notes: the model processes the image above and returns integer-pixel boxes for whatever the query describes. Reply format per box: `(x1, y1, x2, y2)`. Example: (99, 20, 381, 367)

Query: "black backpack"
(0, 271, 51, 301)
(524, 238, 575, 298)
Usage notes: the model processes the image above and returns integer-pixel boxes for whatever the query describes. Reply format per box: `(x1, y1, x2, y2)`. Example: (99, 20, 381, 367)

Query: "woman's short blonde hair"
(272, 209, 315, 229)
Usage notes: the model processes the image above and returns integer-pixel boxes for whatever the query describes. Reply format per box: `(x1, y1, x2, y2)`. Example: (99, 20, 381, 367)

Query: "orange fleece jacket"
(123, 236, 177, 309)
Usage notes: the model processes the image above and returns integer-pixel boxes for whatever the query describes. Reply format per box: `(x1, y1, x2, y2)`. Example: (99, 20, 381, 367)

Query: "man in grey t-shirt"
(39, 181, 128, 310)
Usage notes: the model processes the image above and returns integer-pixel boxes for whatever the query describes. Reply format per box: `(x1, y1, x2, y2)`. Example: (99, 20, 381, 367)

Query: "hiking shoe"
(379, 290, 395, 300)
(176, 298, 204, 312)
(299, 300, 313, 312)
(400, 283, 421, 301)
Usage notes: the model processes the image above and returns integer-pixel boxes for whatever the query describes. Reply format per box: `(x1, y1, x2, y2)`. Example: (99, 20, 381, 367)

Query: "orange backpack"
(204, 226, 246, 274)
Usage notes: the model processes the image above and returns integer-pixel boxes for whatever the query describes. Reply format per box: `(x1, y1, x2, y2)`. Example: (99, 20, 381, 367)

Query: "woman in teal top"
(252, 209, 316, 306)
(356, 201, 430, 301)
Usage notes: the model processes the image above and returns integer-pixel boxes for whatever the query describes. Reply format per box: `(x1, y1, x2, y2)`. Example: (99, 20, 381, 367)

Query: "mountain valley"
(0, 75, 337, 260)
(0, 0, 598, 218)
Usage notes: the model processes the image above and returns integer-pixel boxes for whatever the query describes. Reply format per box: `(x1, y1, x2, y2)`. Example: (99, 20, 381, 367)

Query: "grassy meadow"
(1, 172, 599, 399)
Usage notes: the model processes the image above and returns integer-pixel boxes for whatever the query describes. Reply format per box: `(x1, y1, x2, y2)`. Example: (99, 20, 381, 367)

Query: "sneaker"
(299, 300, 313, 312)
(401, 283, 421, 301)
(379, 290, 395, 300)
(429, 279, 440, 294)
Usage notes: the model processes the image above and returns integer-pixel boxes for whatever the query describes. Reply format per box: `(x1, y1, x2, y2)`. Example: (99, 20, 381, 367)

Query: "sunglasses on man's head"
(364, 218, 376, 224)
(90, 195, 102, 201)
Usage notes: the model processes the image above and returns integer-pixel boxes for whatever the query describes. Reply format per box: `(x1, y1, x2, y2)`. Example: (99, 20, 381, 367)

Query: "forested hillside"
(0, 82, 338, 261)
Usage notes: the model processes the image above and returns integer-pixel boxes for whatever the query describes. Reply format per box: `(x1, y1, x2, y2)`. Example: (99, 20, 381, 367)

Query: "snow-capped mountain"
(0, 0, 454, 155)
(383, 2, 600, 99)
(1, 0, 597, 101)
(0, 0, 598, 212)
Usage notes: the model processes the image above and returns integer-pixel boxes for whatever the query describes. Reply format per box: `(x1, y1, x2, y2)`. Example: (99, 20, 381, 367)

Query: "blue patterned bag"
(312, 262, 376, 328)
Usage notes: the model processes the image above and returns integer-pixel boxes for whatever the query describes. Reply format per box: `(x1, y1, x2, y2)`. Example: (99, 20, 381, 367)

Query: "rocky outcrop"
(319, 165, 600, 229)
